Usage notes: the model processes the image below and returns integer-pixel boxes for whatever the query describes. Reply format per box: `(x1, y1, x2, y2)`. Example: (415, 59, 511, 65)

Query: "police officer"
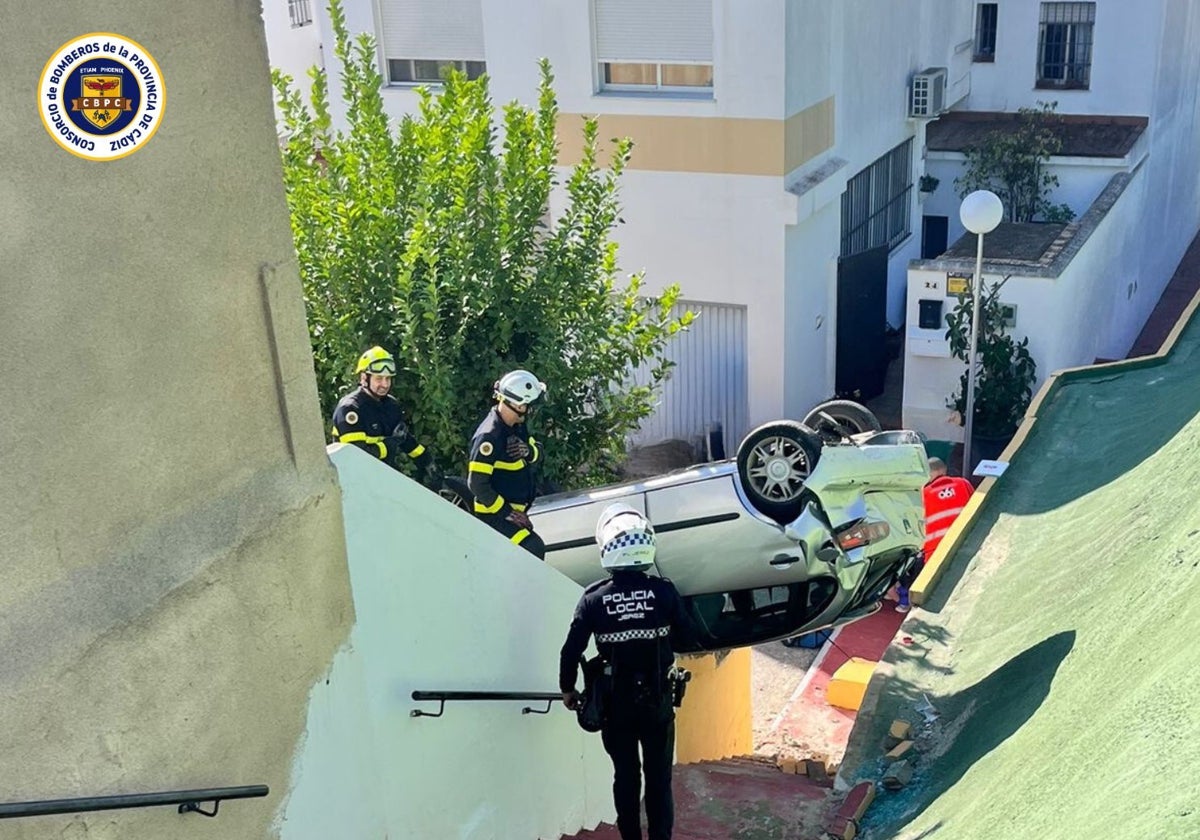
(559, 504, 696, 840)
(330, 346, 439, 487)
(467, 369, 547, 559)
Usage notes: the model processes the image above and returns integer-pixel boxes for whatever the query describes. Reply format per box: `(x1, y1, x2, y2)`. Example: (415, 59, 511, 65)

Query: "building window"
(593, 0, 713, 95)
(599, 62, 713, 92)
(387, 59, 486, 85)
(288, 0, 313, 27)
(379, 0, 486, 87)
(840, 138, 914, 257)
(974, 3, 998, 61)
(1037, 2, 1095, 89)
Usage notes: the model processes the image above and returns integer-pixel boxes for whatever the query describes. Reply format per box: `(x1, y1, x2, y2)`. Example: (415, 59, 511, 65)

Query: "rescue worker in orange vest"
(897, 457, 974, 612)
(330, 346, 440, 487)
(467, 369, 547, 559)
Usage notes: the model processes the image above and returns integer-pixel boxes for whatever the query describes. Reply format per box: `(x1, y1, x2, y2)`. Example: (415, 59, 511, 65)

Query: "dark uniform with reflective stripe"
(467, 406, 545, 559)
(330, 386, 432, 474)
(559, 570, 694, 840)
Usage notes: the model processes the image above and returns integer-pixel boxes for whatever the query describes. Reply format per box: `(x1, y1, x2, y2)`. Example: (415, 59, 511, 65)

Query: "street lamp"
(958, 189, 1003, 475)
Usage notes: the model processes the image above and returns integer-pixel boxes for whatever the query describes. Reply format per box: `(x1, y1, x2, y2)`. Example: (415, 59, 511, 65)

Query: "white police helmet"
(495, 369, 547, 407)
(596, 503, 656, 571)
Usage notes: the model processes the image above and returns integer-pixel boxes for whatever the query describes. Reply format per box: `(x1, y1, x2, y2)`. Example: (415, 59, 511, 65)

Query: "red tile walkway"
(772, 604, 908, 765)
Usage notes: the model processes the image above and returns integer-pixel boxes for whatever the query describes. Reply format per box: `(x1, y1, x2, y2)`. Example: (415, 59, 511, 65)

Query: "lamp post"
(958, 190, 1003, 475)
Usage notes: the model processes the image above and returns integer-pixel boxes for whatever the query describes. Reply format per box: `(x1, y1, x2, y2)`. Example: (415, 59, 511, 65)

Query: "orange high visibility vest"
(922, 476, 975, 558)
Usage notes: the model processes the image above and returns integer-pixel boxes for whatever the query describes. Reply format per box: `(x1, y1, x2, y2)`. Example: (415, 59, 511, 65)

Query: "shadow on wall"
(861, 630, 1076, 836)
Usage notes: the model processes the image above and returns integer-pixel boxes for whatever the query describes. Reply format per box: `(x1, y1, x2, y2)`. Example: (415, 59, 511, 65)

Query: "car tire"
(439, 476, 474, 514)
(802, 400, 883, 445)
(736, 421, 822, 523)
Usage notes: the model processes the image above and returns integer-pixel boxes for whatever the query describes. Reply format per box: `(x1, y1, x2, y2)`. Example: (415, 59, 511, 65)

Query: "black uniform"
(467, 406, 544, 558)
(559, 570, 695, 840)
(330, 387, 433, 478)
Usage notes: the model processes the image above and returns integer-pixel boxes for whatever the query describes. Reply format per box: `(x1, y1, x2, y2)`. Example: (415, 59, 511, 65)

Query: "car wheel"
(802, 400, 883, 445)
(736, 421, 822, 523)
(439, 476, 474, 514)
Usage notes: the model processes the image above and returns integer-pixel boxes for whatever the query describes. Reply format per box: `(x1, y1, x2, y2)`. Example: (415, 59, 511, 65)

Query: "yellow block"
(674, 649, 753, 764)
(826, 657, 877, 712)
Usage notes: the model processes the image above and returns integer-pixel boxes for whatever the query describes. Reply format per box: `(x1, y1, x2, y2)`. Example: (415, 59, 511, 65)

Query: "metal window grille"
(840, 138, 913, 258)
(974, 3, 998, 60)
(287, 0, 312, 27)
(1037, 2, 1095, 87)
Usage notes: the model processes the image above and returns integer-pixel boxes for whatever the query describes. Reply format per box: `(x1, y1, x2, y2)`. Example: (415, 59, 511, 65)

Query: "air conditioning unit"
(909, 67, 947, 118)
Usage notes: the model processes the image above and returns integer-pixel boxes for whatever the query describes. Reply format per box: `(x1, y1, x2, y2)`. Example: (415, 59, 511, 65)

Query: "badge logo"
(38, 33, 166, 161)
(480, 442, 494, 456)
(345, 411, 359, 425)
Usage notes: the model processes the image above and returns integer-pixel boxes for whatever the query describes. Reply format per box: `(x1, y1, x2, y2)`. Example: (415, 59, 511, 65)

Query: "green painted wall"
(843, 314, 1200, 839)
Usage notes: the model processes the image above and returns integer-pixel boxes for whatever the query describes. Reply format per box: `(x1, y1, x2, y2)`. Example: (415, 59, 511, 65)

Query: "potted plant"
(918, 174, 940, 193)
(944, 275, 1037, 465)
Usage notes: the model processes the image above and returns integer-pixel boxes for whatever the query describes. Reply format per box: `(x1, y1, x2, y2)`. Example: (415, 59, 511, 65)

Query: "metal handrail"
(0, 785, 269, 820)
(411, 690, 564, 718)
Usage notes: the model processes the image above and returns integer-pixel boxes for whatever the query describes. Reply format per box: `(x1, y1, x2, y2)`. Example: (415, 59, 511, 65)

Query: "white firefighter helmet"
(596, 503, 657, 571)
(494, 369, 547, 407)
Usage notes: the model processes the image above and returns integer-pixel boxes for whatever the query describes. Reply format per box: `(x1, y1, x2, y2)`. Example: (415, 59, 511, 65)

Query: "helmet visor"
(365, 358, 396, 375)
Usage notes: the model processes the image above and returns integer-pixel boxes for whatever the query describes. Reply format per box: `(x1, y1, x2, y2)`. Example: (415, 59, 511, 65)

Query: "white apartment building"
(264, 0, 978, 450)
(903, 0, 1200, 442)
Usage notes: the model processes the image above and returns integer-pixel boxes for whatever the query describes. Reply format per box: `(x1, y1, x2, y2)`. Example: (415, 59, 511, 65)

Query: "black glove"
(506, 435, 530, 460)
(421, 463, 444, 490)
(506, 510, 532, 530)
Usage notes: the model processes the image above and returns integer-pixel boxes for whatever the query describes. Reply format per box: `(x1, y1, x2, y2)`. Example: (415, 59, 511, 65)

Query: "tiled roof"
(927, 111, 1148, 158)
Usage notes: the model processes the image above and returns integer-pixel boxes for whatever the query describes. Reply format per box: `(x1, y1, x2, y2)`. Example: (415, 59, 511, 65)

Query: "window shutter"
(594, 0, 713, 63)
(379, 0, 485, 61)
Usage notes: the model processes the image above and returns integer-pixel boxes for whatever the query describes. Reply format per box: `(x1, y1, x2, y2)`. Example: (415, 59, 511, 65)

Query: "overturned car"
(446, 401, 930, 653)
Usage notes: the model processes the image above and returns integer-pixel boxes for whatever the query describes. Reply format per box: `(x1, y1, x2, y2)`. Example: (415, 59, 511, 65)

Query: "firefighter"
(467, 369, 547, 559)
(896, 457, 975, 612)
(559, 504, 696, 840)
(330, 346, 440, 487)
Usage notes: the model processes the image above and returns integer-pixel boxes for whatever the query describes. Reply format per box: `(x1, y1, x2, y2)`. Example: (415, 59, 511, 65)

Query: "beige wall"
(0, 2, 351, 837)
(556, 97, 834, 176)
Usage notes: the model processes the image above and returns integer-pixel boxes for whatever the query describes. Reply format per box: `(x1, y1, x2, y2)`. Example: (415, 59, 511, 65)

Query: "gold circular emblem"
(345, 411, 359, 425)
(480, 441, 494, 456)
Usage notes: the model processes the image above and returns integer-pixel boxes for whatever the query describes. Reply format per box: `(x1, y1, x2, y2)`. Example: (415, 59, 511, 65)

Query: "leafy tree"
(272, 0, 692, 488)
(955, 102, 1075, 223)
(945, 275, 1037, 438)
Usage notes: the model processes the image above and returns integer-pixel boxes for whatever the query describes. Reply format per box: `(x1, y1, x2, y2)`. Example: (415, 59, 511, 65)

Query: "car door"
(644, 470, 811, 596)
(533, 489, 646, 588)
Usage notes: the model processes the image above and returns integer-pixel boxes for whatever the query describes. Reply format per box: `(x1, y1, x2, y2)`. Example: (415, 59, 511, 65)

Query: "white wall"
(829, 0, 974, 326)
(261, 0, 324, 97)
(280, 446, 614, 840)
(966, 0, 1159, 115)
(581, 171, 795, 429)
(901, 168, 1153, 442)
(921, 152, 1131, 249)
(784, 200, 840, 416)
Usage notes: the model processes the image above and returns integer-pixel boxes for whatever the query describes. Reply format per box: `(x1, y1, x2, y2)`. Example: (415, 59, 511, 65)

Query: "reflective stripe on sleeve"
(475, 495, 506, 514)
(469, 461, 495, 474)
(510, 529, 531, 545)
(408, 444, 426, 458)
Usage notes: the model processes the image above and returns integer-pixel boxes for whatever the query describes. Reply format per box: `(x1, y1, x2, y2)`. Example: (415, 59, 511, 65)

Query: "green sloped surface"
(850, 315, 1200, 839)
